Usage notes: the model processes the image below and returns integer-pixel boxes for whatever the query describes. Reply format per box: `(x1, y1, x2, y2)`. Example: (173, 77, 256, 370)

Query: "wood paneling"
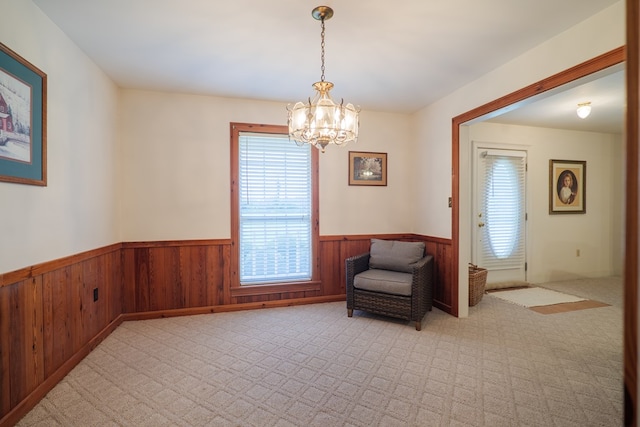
(318, 240, 342, 296)
(422, 237, 454, 313)
(0, 285, 10, 417)
(7, 277, 44, 409)
(0, 247, 123, 426)
(123, 240, 232, 313)
(122, 234, 452, 315)
(43, 266, 72, 377)
(107, 250, 124, 324)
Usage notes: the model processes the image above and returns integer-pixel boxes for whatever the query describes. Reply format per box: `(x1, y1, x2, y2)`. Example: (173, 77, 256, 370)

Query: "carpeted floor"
(16, 276, 622, 426)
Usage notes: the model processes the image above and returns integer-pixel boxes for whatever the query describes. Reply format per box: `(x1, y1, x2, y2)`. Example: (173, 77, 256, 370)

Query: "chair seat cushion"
(353, 269, 413, 296)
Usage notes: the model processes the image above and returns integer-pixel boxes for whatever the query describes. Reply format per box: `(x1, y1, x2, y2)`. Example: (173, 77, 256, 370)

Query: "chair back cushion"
(369, 239, 425, 273)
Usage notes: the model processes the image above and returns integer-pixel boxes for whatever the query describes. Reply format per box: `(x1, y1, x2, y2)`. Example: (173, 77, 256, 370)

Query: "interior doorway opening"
(451, 47, 625, 318)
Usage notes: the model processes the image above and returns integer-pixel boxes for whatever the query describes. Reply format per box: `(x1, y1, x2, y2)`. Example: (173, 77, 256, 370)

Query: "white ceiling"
(484, 65, 625, 134)
(32, 0, 622, 131)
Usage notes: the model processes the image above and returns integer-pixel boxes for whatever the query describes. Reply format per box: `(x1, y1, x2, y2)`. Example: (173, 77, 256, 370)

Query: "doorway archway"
(450, 47, 624, 317)
(450, 43, 638, 420)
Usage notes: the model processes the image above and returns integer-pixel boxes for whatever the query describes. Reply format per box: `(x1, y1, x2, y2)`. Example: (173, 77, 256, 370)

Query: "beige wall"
(411, 1, 625, 316)
(468, 122, 624, 283)
(0, 0, 120, 274)
(118, 90, 413, 241)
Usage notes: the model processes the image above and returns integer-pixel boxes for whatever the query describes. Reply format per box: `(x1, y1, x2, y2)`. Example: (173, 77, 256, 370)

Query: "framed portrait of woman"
(549, 159, 586, 214)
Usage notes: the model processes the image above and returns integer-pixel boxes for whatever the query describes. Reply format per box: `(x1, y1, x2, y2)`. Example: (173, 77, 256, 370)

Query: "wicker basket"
(468, 264, 488, 306)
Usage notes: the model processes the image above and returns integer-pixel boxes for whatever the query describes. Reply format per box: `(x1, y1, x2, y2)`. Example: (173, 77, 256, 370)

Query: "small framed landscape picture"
(349, 151, 387, 186)
(549, 159, 586, 214)
(0, 42, 47, 186)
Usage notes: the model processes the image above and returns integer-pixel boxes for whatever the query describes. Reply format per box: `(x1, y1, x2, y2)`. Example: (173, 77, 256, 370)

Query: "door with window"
(473, 147, 527, 284)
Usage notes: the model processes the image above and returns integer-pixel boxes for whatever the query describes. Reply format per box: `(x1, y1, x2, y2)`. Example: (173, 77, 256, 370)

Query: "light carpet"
(16, 276, 622, 427)
(488, 287, 586, 307)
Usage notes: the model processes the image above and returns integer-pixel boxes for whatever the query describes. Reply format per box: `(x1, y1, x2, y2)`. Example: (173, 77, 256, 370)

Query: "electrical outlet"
(93, 288, 99, 302)
(448, 197, 452, 208)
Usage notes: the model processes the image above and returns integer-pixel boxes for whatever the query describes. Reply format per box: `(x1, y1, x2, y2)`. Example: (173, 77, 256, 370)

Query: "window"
(230, 123, 319, 288)
(479, 150, 526, 269)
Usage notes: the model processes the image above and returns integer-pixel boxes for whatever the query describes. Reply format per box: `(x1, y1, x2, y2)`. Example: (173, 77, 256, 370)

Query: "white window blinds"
(239, 133, 312, 284)
(480, 150, 526, 269)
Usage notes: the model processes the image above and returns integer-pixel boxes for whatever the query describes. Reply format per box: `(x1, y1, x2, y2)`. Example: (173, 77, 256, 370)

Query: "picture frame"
(0, 42, 47, 186)
(549, 159, 586, 214)
(349, 151, 387, 186)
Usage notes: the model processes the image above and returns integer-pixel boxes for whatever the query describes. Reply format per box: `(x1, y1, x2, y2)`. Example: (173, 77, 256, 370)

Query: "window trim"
(230, 123, 320, 293)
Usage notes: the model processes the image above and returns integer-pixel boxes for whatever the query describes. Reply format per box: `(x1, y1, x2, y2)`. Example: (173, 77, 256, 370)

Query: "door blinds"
(480, 150, 526, 270)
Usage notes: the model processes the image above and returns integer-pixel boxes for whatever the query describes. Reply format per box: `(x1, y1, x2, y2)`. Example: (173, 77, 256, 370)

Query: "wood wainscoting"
(0, 233, 452, 425)
(122, 234, 453, 315)
(0, 245, 124, 427)
(122, 240, 232, 312)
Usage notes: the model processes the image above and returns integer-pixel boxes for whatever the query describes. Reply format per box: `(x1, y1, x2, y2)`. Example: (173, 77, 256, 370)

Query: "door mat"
(488, 287, 609, 314)
(528, 299, 610, 314)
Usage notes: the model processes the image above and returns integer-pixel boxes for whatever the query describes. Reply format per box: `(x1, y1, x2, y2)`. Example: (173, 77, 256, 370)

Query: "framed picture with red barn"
(0, 42, 47, 186)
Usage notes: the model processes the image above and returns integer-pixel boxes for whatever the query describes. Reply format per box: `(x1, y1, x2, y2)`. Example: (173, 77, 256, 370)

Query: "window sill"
(230, 281, 321, 298)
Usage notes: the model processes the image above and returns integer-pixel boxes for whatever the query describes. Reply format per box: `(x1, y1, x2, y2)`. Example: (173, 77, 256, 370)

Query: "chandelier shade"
(287, 6, 360, 153)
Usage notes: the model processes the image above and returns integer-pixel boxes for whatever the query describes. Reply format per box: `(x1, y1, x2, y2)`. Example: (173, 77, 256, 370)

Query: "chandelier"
(287, 6, 360, 153)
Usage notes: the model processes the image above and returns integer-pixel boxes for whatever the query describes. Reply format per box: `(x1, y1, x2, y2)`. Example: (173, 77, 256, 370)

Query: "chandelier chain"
(320, 17, 326, 82)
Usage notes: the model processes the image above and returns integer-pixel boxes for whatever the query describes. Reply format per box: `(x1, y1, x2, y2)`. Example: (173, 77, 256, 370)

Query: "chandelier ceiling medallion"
(287, 6, 360, 153)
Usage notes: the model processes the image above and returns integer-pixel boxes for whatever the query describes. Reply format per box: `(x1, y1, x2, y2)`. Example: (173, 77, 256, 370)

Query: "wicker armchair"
(346, 239, 434, 331)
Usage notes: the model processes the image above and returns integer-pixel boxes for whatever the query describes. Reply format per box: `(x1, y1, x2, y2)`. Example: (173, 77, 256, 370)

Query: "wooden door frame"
(625, 1, 638, 424)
